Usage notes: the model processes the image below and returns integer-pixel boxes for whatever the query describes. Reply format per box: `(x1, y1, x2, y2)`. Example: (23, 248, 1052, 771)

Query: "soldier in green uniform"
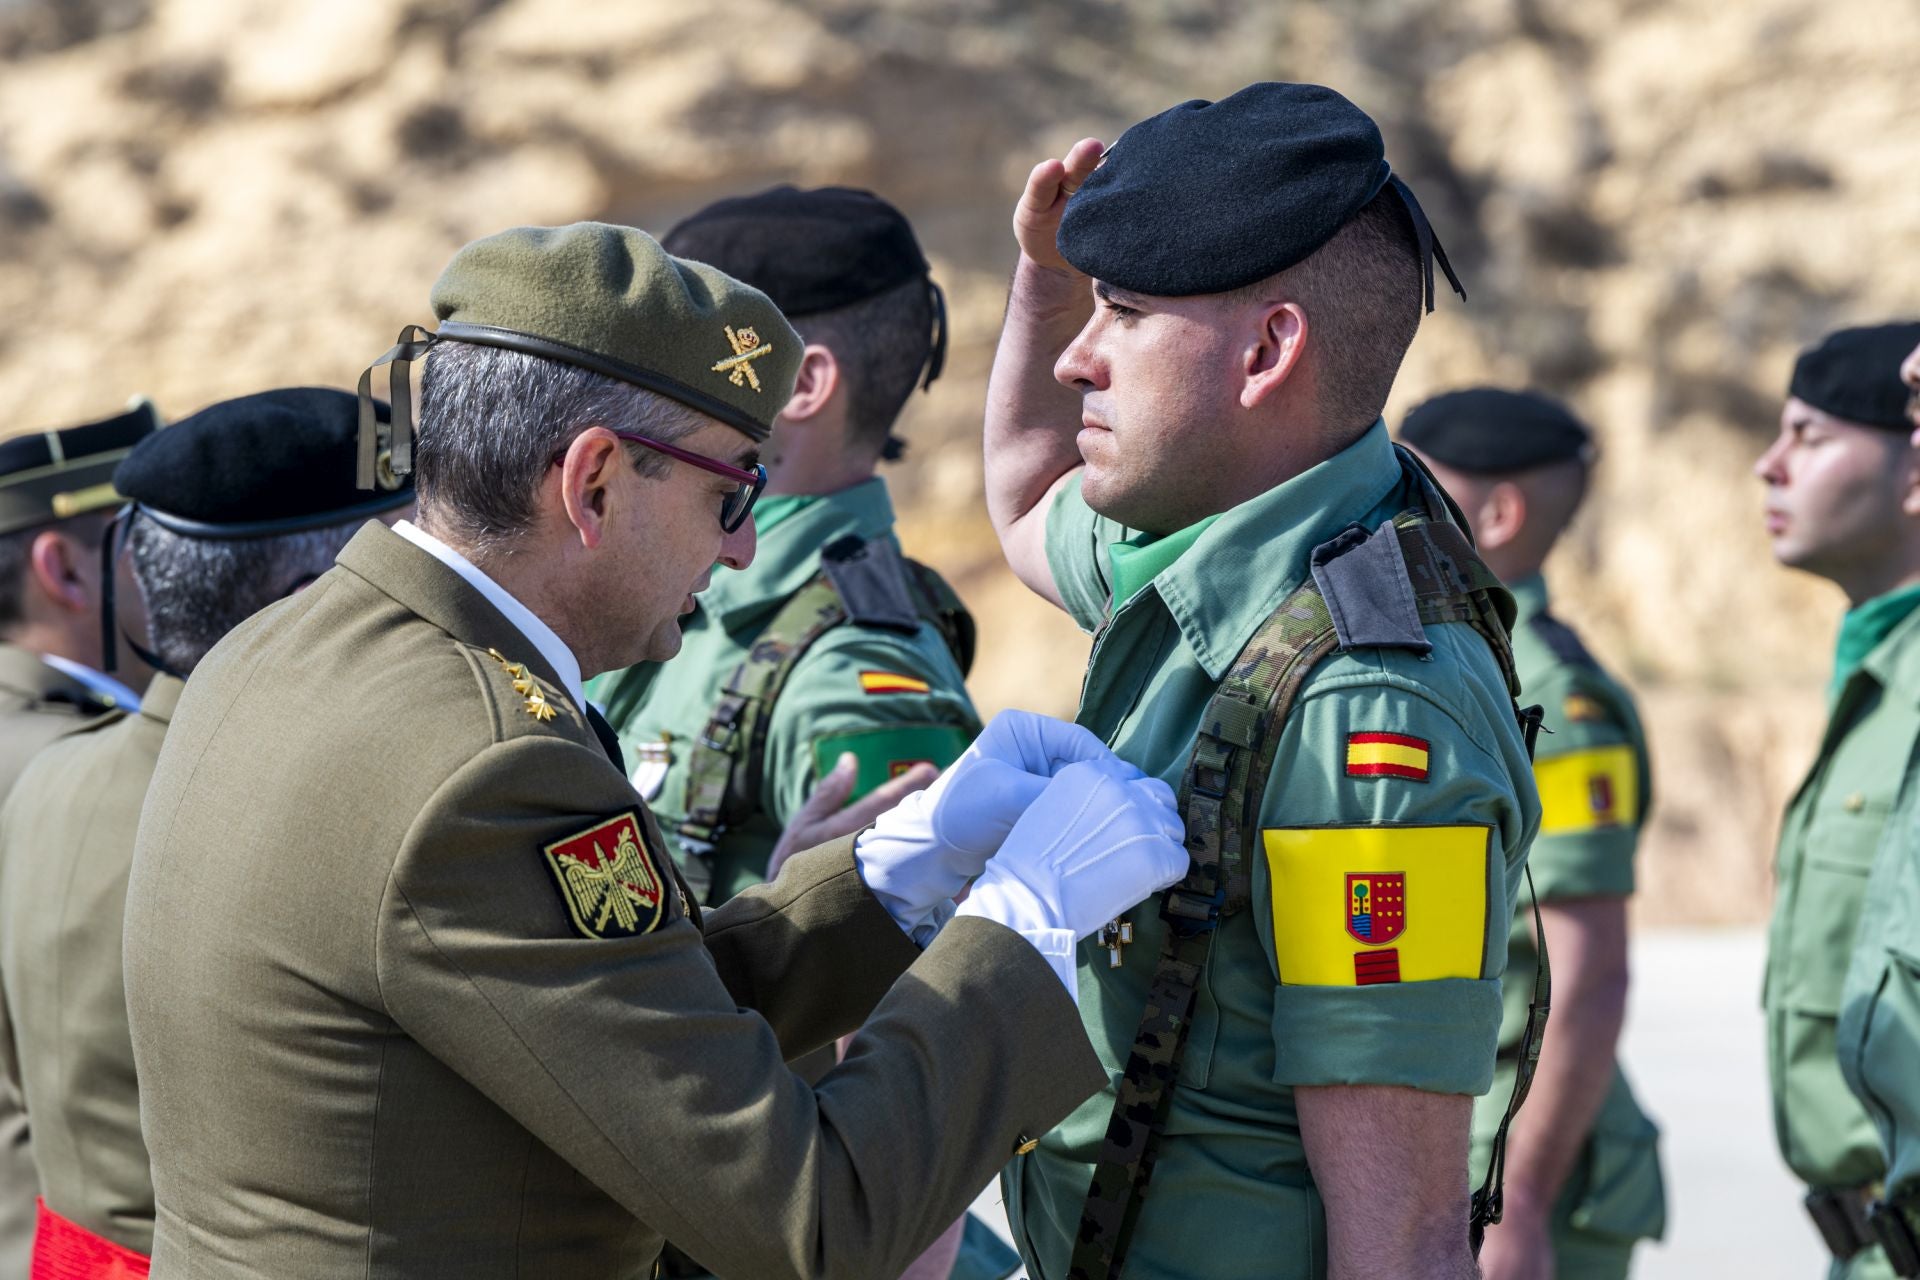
(1401, 388, 1667, 1280)
(1757, 320, 1920, 1277)
(0, 387, 414, 1276)
(1832, 324, 1920, 1279)
(120, 221, 1188, 1277)
(984, 85, 1541, 1280)
(0, 398, 160, 1280)
(589, 186, 979, 908)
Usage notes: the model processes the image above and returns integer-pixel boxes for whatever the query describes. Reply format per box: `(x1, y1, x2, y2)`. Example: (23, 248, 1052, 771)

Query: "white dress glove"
(854, 710, 1117, 942)
(955, 758, 1190, 999)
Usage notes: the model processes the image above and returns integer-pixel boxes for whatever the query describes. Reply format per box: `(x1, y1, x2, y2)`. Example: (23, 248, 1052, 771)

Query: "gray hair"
(127, 513, 361, 675)
(413, 339, 707, 560)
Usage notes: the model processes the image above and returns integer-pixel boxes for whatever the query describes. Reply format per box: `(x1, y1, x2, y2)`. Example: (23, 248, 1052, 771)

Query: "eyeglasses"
(554, 431, 767, 533)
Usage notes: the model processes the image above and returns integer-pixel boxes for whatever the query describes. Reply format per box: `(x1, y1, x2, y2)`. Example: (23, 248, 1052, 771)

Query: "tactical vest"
(675, 533, 975, 888)
(1069, 452, 1549, 1280)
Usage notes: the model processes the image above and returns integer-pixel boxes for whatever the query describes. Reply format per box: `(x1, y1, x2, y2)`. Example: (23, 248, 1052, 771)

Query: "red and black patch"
(1353, 949, 1402, 985)
(542, 811, 668, 940)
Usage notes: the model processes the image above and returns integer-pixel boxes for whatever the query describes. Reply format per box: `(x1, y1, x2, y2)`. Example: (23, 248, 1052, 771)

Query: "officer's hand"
(955, 758, 1188, 941)
(1476, 1209, 1555, 1280)
(1014, 137, 1106, 276)
(767, 753, 937, 881)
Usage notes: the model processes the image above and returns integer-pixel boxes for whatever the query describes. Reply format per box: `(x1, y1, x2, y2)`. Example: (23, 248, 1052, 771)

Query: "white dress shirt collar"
(393, 521, 585, 711)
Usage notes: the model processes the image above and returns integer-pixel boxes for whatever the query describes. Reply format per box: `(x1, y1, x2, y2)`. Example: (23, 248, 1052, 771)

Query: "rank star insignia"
(542, 811, 667, 939)
(711, 324, 773, 392)
(486, 648, 555, 721)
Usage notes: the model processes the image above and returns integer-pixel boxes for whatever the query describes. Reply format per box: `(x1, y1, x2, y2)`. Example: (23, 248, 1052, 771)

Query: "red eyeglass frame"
(553, 430, 766, 533)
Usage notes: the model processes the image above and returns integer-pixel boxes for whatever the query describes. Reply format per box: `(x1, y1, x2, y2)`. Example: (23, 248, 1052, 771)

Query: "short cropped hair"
(0, 512, 111, 635)
(128, 513, 361, 675)
(414, 340, 706, 558)
(794, 276, 936, 463)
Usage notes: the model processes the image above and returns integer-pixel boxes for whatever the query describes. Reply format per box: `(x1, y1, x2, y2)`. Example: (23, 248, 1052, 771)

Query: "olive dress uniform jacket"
(0, 675, 182, 1255)
(121, 521, 1103, 1279)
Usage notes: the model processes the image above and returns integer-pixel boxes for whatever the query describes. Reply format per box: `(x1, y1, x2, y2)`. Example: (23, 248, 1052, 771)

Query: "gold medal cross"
(711, 325, 773, 392)
(1099, 919, 1134, 969)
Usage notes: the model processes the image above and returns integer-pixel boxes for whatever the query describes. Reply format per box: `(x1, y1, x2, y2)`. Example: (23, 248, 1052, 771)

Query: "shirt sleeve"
(1523, 670, 1644, 902)
(762, 625, 980, 828)
(1043, 473, 1129, 635)
(1251, 662, 1534, 1097)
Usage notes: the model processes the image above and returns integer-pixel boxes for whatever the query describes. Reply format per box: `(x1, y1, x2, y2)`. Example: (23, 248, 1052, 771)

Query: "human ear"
(779, 345, 840, 423)
(1479, 482, 1528, 552)
(557, 428, 625, 550)
(28, 529, 92, 614)
(1240, 300, 1308, 410)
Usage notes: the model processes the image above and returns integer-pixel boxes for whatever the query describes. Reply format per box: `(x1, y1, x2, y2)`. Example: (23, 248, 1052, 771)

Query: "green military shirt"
(1005, 422, 1541, 1280)
(1468, 576, 1665, 1265)
(0, 674, 182, 1255)
(588, 478, 978, 904)
(1765, 601, 1920, 1204)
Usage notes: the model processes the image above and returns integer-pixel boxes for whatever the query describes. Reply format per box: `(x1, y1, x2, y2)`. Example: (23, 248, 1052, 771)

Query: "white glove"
(955, 758, 1189, 999)
(855, 710, 1118, 941)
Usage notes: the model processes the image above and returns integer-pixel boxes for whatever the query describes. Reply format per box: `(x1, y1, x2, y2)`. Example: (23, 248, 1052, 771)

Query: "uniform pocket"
(1565, 1104, 1667, 1243)
(1784, 850, 1879, 1016)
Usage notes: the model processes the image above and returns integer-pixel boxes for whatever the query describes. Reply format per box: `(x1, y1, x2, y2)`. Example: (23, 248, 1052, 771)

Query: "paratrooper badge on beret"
(356, 222, 804, 491)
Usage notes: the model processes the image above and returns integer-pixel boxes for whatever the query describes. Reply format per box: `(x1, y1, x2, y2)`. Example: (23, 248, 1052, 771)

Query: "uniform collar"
(1506, 573, 1549, 625)
(0, 642, 121, 711)
(137, 672, 186, 726)
(39, 652, 142, 712)
(1141, 419, 1403, 681)
(705, 477, 896, 629)
(1854, 590, 1920, 704)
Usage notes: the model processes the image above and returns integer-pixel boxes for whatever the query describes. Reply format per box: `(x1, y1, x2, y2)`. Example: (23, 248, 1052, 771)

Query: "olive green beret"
(0, 398, 164, 535)
(358, 222, 801, 489)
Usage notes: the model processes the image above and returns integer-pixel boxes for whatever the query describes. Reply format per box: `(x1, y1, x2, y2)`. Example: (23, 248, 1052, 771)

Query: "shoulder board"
(1308, 520, 1432, 655)
(819, 534, 920, 635)
(1526, 611, 1599, 669)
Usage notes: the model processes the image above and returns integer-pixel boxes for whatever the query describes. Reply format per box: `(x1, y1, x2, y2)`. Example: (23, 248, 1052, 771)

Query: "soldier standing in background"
(0, 388, 413, 1277)
(0, 398, 161, 1280)
(1402, 388, 1667, 1280)
(1757, 321, 1920, 1278)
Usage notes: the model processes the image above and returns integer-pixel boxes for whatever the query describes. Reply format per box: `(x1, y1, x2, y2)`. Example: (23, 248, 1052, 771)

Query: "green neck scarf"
(1833, 582, 1920, 697)
(1108, 515, 1222, 608)
(750, 494, 818, 536)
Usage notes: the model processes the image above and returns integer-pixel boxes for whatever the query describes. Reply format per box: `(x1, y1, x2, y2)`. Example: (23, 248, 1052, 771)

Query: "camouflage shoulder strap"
(676, 536, 976, 874)
(1068, 504, 1546, 1280)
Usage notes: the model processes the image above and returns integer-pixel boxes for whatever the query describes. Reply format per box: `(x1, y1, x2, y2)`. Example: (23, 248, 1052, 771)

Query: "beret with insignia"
(664, 186, 947, 389)
(116, 387, 412, 539)
(1400, 388, 1594, 475)
(357, 223, 802, 490)
(1057, 82, 1465, 309)
(0, 399, 163, 535)
(1789, 321, 1920, 430)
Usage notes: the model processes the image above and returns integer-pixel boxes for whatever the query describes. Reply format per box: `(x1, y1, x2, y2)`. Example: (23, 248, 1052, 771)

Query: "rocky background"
(3, 0, 1916, 923)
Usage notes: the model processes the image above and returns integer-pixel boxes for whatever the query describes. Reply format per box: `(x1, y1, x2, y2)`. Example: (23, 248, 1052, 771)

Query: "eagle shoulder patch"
(542, 811, 668, 939)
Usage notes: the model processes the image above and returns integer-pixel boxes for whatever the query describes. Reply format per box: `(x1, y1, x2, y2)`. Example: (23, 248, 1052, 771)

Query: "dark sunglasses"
(554, 431, 766, 533)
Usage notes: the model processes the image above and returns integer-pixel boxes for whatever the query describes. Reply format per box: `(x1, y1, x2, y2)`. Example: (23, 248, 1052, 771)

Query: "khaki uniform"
(0, 675, 181, 1255)
(122, 521, 1102, 1278)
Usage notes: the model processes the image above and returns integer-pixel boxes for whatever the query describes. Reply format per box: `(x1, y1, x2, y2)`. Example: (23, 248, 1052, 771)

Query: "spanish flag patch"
(858, 670, 931, 696)
(1345, 732, 1430, 782)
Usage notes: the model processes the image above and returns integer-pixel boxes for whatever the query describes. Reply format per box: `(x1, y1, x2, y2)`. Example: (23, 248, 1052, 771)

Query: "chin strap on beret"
(356, 325, 440, 490)
(921, 278, 948, 392)
(1388, 175, 1467, 314)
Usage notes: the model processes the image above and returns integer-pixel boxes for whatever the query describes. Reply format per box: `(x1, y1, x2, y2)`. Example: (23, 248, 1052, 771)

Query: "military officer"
(1401, 388, 1667, 1280)
(590, 186, 979, 907)
(0, 387, 414, 1277)
(121, 222, 1188, 1278)
(984, 85, 1540, 1280)
(0, 397, 161, 1279)
(1756, 320, 1920, 1277)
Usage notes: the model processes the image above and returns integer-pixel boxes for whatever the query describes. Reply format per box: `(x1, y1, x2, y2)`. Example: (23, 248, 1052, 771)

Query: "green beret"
(0, 399, 163, 536)
(358, 222, 801, 489)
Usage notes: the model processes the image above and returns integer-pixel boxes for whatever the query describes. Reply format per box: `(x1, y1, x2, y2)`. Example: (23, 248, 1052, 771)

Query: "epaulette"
(819, 534, 920, 635)
(1308, 520, 1433, 654)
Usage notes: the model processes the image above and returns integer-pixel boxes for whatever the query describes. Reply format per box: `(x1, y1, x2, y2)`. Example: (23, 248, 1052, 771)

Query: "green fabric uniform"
(1766, 597, 1920, 1278)
(1467, 575, 1665, 1278)
(588, 477, 978, 905)
(121, 522, 1100, 1277)
(1004, 422, 1541, 1280)
(0, 674, 182, 1255)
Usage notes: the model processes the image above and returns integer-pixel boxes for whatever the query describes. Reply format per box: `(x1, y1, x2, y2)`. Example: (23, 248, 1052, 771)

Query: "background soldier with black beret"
(0, 397, 160, 1280)
(120, 221, 1187, 1277)
(985, 83, 1539, 1280)
(1756, 321, 1920, 1278)
(0, 387, 414, 1277)
(1402, 388, 1667, 1280)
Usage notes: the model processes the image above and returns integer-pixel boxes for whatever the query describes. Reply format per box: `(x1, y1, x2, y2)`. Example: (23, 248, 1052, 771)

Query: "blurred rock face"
(1, 0, 1913, 923)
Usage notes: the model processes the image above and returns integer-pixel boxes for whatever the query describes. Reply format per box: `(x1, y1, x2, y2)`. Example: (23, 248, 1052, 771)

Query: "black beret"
(1789, 322, 1920, 430)
(116, 388, 412, 539)
(0, 399, 162, 535)
(1400, 388, 1593, 474)
(1057, 82, 1464, 308)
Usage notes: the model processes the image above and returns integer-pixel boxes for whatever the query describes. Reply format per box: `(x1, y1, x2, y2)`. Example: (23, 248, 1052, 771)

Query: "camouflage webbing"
(1067, 491, 1543, 1280)
(677, 549, 973, 872)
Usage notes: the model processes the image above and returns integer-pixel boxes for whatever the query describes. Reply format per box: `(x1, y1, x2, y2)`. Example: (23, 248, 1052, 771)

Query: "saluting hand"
(1014, 137, 1106, 277)
(767, 753, 937, 881)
